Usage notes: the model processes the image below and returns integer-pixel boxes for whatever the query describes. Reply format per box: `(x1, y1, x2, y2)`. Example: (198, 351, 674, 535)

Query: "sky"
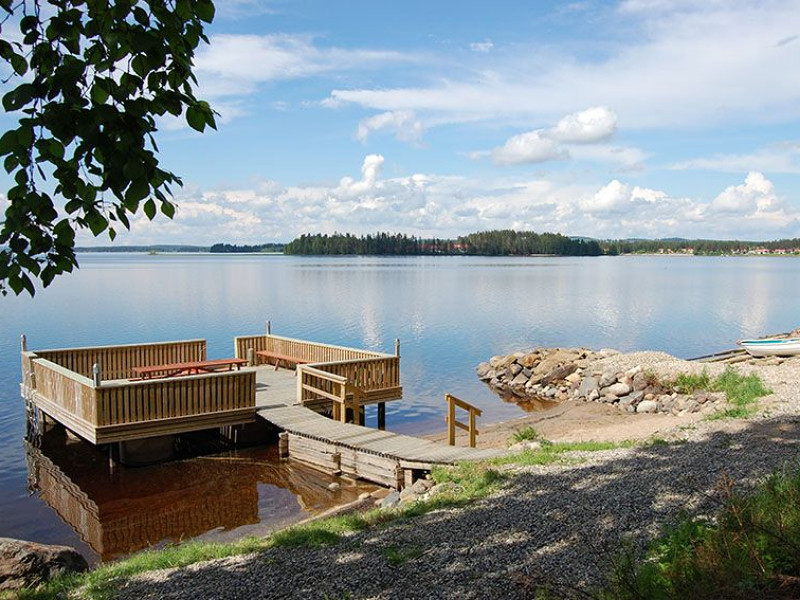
(3, 0, 800, 244)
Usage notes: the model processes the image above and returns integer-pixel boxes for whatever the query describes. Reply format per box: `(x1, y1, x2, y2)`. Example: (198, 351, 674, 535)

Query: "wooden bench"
(132, 358, 249, 380)
(256, 351, 311, 371)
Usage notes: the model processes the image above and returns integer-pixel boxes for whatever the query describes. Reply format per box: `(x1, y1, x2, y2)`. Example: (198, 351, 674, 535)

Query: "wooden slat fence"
(235, 334, 402, 414)
(97, 370, 255, 426)
(36, 340, 207, 380)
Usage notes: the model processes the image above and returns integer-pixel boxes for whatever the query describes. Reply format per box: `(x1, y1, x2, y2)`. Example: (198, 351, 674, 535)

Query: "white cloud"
(569, 144, 649, 170)
(356, 110, 424, 144)
(469, 39, 494, 53)
(672, 141, 800, 174)
(546, 106, 617, 144)
(491, 130, 567, 165)
(76, 159, 800, 247)
(711, 171, 782, 214)
(328, 2, 800, 129)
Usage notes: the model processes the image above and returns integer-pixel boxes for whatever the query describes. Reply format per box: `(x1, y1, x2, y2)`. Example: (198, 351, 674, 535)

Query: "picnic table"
(132, 358, 249, 380)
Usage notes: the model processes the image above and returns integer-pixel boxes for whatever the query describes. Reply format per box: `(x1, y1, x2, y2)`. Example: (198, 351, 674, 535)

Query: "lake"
(1, 253, 798, 560)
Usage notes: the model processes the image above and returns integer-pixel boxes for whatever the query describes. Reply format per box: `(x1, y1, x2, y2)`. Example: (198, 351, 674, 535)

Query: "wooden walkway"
(253, 368, 501, 488)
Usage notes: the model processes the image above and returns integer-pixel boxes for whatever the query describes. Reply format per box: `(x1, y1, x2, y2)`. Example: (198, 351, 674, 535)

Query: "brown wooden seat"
(132, 358, 249, 380)
(255, 350, 311, 371)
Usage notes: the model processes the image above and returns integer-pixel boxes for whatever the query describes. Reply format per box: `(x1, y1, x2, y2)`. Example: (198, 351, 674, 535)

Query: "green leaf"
(85, 210, 108, 236)
(196, 0, 215, 23)
(90, 84, 109, 105)
(9, 53, 27, 76)
(185, 105, 206, 132)
(161, 200, 175, 218)
(143, 198, 156, 220)
(0, 130, 16, 156)
(125, 179, 149, 203)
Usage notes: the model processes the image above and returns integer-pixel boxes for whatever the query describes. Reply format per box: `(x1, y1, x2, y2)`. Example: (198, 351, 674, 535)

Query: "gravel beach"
(113, 352, 800, 600)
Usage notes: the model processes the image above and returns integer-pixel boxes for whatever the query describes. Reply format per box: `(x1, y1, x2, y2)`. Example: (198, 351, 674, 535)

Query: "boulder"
(0, 538, 88, 591)
(476, 362, 492, 380)
(511, 372, 529, 387)
(605, 382, 632, 397)
(380, 490, 402, 509)
(578, 376, 599, 397)
(508, 363, 523, 377)
(598, 371, 617, 388)
(632, 371, 649, 392)
(540, 363, 578, 385)
(636, 400, 659, 414)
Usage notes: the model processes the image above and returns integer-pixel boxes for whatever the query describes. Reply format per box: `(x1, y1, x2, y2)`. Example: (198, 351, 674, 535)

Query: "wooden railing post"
(21, 334, 27, 352)
(267, 320, 271, 336)
(395, 338, 400, 357)
(445, 393, 482, 448)
(447, 394, 456, 445)
(92, 363, 102, 387)
(246, 347, 255, 367)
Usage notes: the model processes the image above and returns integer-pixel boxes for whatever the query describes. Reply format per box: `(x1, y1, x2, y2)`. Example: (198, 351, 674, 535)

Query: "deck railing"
(23, 339, 254, 444)
(234, 333, 402, 413)
(445, 393, 482, 448)
(34, 339, 206, 380)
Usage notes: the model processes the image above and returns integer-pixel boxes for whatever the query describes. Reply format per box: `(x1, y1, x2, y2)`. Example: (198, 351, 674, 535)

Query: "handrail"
(445, 393, 483, 448)
(297, 365, 363, 424)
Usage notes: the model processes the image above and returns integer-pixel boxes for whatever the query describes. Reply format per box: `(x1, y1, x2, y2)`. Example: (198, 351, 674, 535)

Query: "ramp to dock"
(257, 403, 500, 489)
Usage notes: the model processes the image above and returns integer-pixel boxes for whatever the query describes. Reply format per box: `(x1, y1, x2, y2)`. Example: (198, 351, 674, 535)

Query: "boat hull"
(739, 338, 800, 357)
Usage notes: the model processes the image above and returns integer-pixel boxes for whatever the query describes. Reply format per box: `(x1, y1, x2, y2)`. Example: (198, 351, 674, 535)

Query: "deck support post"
(246, 347, 255, 367)
(92, 363, 102, 387)
(278, 432, 289, 459)
(377, 402, 386, 430)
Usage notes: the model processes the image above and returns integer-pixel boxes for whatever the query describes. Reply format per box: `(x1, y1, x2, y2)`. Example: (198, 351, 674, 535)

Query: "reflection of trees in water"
(25, 432, 368, 562)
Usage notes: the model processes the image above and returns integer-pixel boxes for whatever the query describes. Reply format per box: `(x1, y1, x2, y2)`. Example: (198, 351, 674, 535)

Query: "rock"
(618, 395, 634, 407)
(605, 382, 632, 396)
(598, 371, 617, 388)
(428, 482, 457, 497)
(359, 492, 372, 500)
(636, 400, 659, 414)
(410, 479, 430, 495)
(632, 372, 649, 392)
(380, 490, 402, 509)
(327, 482, 340, 492)
(508, 441, 542, 453)
(540, 363, 578, 385)
(545, 387, 558, 398)
(628, 390, 644, 404)
(521, 367, 532, 379)
(578, 376, 599, 397)
(565, 372, 582, 384)
(489, 355, 506, 368)
(510, 372, 529, 387)
(400, 486, 417, 500)
(509, 363, 523, 377)
(601, 394, 618, 403)
(587, 389, 600, 402)
(0, 538, 88, 591)
(476, 362, 492, 380)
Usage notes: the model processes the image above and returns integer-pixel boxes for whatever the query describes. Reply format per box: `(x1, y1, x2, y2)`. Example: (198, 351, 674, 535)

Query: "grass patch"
(493, 439, 637, 468)
(509, 426, 541, 444)
(382, 545, 423, 566)
(670, 367, 770, 419)
(602, 468, 800, 599)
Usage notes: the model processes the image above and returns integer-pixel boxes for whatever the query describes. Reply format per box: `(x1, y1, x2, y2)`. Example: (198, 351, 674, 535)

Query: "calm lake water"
(2, 253, 799, 560)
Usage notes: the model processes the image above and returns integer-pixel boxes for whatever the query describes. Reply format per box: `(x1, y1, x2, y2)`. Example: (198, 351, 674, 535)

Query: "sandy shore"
(429, 349, 800, 447)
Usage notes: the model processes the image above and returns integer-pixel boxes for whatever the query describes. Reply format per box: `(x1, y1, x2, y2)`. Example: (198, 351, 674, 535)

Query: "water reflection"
(25, 430, 373, 563)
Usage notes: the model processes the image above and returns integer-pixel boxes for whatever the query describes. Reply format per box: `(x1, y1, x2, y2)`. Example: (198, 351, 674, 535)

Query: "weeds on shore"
(510, 426, 541, 444)
(672, 367, 770, 419)
(496, 438, 637, 468)
(601, 468, 800, 599)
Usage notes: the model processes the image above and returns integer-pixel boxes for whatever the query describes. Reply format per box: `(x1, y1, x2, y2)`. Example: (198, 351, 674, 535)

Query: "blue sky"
(3, 0, 800, 244)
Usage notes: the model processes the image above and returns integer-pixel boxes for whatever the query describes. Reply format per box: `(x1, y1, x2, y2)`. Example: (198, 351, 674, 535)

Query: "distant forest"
(283, 230, 603, 256)
(209, 243, 285, 253)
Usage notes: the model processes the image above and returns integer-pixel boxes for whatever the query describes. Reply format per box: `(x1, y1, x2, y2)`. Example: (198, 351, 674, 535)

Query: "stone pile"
(376, 477, 454, 509)
(476, 348, 726, 416)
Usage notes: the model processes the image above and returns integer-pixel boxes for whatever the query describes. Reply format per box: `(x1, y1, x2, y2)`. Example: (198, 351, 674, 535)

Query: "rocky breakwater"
(477, 348, 726, 416)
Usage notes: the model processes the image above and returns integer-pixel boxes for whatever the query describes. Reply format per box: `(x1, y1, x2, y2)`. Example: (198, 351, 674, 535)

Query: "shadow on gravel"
(115, 417, 800, 600)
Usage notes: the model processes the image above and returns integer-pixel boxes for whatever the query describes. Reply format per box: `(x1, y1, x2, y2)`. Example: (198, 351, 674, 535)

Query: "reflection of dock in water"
(26, 436, 370, 562)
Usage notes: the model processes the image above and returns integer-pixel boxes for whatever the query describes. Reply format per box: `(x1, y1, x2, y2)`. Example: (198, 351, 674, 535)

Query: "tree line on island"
(73, 231, 800, 257)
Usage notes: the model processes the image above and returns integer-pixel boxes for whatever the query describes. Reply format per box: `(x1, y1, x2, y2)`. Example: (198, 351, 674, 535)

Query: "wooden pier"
(21, 330, 497, 489)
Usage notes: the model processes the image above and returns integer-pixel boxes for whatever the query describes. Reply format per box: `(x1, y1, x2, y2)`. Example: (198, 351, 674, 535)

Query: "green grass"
(601, 468, 800, 599)
(670, 367, 770, 419)
(510, 426, 541, 444)
(493, 439, 637, 467)
(382, 545, 423, 566)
